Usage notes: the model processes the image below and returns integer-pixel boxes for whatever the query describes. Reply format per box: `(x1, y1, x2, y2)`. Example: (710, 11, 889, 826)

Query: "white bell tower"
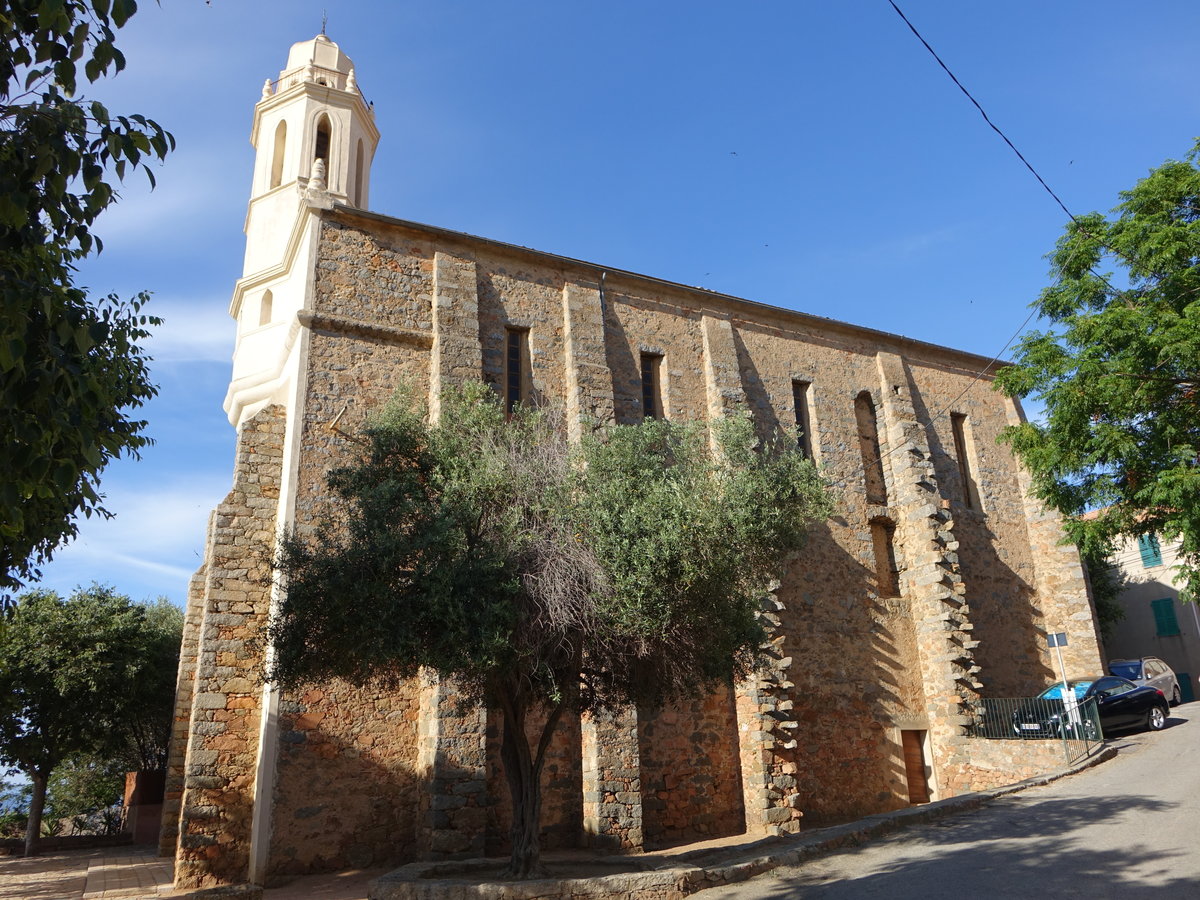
(242, 32, 379, 279)
(225, 33, 380, 428)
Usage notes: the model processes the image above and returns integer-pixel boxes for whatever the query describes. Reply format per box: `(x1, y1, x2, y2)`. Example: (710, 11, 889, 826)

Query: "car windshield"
(1110, 661, 1142, 679)
(1039, 681, 1093, 700)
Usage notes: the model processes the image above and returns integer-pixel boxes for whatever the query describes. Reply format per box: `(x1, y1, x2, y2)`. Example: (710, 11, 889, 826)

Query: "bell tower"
(242, 32, 379, 278)
(226, 33, 380, 428)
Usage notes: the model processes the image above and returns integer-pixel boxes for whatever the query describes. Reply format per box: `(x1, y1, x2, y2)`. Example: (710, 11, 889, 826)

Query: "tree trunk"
(498, 691, 565, 879)
(24, 771, 47, 858)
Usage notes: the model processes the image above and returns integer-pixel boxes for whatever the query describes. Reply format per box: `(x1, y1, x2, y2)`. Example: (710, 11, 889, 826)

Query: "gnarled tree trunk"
(497, 688, 565, 879)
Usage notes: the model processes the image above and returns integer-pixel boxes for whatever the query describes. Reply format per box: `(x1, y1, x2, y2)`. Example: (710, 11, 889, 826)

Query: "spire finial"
(321, 10, 327, 35)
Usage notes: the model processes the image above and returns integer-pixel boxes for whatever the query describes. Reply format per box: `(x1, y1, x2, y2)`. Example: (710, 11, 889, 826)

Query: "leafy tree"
(269, 383, 832, 877)
(45, 754, 126, 824)
(996, 139, 1200, 601)
(0, 585, 181, 856)
(1080, 548, 1126, 646)
(0, 0, 174, 604)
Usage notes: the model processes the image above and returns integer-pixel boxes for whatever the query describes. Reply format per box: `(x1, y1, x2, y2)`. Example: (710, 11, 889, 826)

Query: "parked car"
(1012, 676, 1169, 738)
(1108, 657, 1182, 706)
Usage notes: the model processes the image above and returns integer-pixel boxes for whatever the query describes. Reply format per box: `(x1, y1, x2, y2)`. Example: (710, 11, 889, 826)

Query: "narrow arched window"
(314, 115, 331, 176)
(354, 139, 364, 207)
(855, 391, 887, 505)
(259, 290, 273, 327)
(270, 120, 287, 189)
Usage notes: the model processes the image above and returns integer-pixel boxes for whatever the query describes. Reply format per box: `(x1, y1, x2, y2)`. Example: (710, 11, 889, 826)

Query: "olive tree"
(269, 382, 832, 877)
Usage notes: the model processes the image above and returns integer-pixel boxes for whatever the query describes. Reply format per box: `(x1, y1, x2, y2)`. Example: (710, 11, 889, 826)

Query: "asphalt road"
(700, 702, 1200, 899)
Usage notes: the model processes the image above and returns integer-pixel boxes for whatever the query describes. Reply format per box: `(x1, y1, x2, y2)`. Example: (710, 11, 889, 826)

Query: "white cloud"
(145, 297, 236, 364)
(33, 476, 231, 603)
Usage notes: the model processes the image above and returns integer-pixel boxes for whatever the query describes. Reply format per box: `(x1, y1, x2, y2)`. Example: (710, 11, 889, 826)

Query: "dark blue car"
(1012, 676, 1169, 739)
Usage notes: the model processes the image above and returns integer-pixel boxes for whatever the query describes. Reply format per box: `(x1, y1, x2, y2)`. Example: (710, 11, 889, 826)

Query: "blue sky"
(30, 0, 1200, 606)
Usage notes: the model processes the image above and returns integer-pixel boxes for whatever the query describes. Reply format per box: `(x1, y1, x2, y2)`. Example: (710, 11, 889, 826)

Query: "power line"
(886, 0, 1079, 226)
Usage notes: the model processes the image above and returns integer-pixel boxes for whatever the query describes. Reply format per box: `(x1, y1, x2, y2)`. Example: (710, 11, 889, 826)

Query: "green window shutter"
(1151, 597, 1180, 636)
(1138, 534, 1163, 567)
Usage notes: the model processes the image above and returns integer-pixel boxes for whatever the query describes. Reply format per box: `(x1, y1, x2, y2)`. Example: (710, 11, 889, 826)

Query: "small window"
(314, 114, 332, 174)
(950, 413, 981, 510)
(871, 519, 900, 599)
(354, 139, 364, 207)
(640, 354, 663, 420)
(855, 391, 887, 505)
(792, 380, 813, 460)
(270, 120, 287, 189)
(505, 328, 528, 415)
(259, 290, 273, 327)
(1138, 534, 1163, 568)
(1152, 598, 1180, 637)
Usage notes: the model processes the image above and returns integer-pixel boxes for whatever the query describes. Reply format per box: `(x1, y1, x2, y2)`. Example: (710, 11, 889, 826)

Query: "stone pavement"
(0, 845, 382, 900)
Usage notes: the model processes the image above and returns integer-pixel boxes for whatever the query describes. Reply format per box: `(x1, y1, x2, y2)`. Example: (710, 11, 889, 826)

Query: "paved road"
(701, 702, 1200, 899)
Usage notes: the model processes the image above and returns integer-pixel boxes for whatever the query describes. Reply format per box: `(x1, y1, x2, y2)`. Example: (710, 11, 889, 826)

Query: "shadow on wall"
(638, 682, 744, 851)
(907, 379, 1055, 697)
(738, 793, 1190, 899)
(774, 520, 917, 826)
(267, 680, 424, 882)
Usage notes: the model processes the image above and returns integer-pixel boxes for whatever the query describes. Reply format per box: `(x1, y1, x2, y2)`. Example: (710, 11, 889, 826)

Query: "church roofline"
(327, 203, 1012, 377)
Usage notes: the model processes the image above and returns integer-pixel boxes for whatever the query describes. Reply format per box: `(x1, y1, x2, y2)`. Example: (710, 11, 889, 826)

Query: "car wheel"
(1147, 705, 1167, 731)
(1171, 687, 1181, 707)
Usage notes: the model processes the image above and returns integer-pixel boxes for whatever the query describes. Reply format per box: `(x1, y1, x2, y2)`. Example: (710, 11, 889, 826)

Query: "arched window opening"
(855, 391, 887, 505)
(269, 120, 287, 189)
(259, 290, 273, 327)
(313, 115, 332, 177)
(354, 139, 364, 207)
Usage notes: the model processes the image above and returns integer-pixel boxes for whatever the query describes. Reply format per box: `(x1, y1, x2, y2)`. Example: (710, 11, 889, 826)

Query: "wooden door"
(901, 730, 930, 804)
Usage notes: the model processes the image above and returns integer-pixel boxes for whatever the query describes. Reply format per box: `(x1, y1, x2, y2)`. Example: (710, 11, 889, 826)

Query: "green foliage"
(46, 755, 125, 821)
(996, 139, 1200, 601)
(1080, 548, 1126, 646)
(270, 383, 832, 874)
(271, 383, 832, 709)
(0, 0, 174, 603)
(0, 585, 182, 847)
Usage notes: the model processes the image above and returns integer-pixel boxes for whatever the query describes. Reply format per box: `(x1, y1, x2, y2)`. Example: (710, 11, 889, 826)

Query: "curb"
(367, 745, 1118, 899)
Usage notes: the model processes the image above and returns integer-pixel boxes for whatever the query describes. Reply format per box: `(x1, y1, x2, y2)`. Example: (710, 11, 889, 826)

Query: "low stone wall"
(0, 833, 134, 856)
(951, 737, 1075, 793)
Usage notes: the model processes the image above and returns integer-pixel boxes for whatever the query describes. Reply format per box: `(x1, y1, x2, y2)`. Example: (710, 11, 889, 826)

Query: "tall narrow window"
(1138, 534, 1163, 568)
(354, 139, 364, 207)
(855, 391, 887, 505)
(259, 290, 273, 327)
(641, 354, 663, 419)
(950, 413, 981, 510)
(871, 518, 900, 598)
(270, 120, 287, 189)
(1151, 597, 1180, 637)
(792, 380, 813, 460)
(314, 114, 332, 175)
(505, 328, 527, 415)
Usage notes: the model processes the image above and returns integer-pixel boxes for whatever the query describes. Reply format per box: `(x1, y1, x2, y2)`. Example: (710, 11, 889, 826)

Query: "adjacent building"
(160, 34, 1104, 890)
(1101, 532, 1199, 703)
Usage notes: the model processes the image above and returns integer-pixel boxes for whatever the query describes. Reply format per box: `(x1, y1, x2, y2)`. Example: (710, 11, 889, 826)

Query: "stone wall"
(173, 404, 285, 890)
(638, 685, 744, 849)
(953, 738, 1077, 793)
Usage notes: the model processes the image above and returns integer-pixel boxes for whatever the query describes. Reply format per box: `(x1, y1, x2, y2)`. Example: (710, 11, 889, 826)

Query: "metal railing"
(966, 695, 1104, 763)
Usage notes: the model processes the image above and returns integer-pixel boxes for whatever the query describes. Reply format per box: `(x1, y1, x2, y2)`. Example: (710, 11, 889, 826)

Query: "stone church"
(161, 34, 1103, 890)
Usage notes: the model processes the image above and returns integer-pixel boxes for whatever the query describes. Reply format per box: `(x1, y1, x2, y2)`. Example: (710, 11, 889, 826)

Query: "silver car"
(1109, 657, 1181, 706)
